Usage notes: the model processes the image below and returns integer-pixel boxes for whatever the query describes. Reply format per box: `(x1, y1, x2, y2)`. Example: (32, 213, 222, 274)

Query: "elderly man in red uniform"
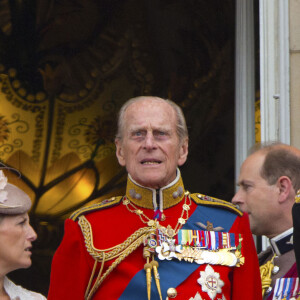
(48, 96, 262, 300)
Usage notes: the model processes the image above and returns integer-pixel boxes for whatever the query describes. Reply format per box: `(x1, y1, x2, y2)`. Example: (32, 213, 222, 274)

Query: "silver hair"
(115, 96, 188, 142)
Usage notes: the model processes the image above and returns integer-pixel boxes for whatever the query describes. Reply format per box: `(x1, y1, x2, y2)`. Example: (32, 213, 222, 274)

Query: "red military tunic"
(48, 174, 262, 299)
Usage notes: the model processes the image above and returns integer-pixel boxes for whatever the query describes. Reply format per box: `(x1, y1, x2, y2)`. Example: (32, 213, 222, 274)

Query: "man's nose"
(143, 132, 157, 149)
(232, 190, 243, 205)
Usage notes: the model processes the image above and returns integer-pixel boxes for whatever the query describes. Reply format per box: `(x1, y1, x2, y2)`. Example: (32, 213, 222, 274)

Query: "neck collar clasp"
(126, 169, 185, 211)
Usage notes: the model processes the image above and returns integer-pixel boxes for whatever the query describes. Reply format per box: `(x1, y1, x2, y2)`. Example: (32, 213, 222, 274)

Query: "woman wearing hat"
(0, 170, 46, 300)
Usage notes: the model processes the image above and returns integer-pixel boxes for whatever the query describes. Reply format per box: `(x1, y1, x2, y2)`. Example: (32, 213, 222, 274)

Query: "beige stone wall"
(290, 0, 300, 148)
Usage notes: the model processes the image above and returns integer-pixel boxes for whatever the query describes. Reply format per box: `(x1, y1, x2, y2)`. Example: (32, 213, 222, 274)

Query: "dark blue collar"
(269, 228, 294, 256)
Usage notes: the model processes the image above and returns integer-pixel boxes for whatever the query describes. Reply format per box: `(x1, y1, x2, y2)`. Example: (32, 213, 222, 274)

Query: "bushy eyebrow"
(129, 126, 172, 134)
(153, 129, 171, 134)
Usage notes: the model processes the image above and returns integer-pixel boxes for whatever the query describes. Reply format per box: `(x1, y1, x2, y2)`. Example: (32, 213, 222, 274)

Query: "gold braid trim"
(190, 193, 243, 216)
(260, 254, 276, 297)
(78, 215, 151, 299)
(70, 196, 122, 221)
(78, 215, 150, 261)
(86, 233, 147, 300)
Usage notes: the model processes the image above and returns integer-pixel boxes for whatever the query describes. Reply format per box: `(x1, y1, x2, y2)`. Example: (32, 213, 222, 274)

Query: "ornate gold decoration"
(192, 193, 243, 216)
(0, 115, 9, 143)
(122, 192, 191, 300)
(234, 249, 245, 267)
(78, 192, 191, 300)
(260, 254, 277, 297)
(84, 116, 116, 145)
(123, 191, 191, 237)
(78, 215, 151, 300)
(126, 174, 186, 209)
(295, 189, 300, 203)
(151, 260, 162, 300)
(78, 215, 150, 262)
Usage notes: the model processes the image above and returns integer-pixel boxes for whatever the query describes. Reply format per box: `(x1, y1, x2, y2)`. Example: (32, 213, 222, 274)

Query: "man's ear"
(178, 138, 189, 166)
(115, 138, 126, 166)
(277, 176, 293, 203)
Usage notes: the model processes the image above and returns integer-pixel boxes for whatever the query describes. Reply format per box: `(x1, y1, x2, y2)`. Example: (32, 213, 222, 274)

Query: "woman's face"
(0, 213, 37, 274)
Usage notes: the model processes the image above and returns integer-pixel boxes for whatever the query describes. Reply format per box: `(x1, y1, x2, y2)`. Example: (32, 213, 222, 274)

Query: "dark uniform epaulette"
(70, 196, 123, 221)
(190, 193, 243, 216)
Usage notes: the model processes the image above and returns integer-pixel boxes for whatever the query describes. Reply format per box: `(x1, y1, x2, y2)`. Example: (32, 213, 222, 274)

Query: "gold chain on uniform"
(122, 191, 191, 300)
(78, 191, 192, 300)
(122, 191, 191, 237)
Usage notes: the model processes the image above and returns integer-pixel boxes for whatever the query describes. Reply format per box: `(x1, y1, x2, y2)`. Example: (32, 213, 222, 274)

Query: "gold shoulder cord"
(260, 254, 276, 297)
(79, 192, 192, 300)
(78, 215, 150, 300)
(190, 193, 243, 216)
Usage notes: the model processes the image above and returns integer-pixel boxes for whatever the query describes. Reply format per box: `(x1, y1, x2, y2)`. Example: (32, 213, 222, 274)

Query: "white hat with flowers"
(0, 170, 32, 214)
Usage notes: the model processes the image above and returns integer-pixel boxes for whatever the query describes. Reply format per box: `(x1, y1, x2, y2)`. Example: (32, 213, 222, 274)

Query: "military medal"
(122, 192, 244, 300)
(289, 278, 299, 300)
(282, 278, 291, 300)
(122, 192, 192, 300)
(156, 228, 244, 267)
(197, 265, 224, 300)
(273, 278, 284, 299)
(273, 278, 300, 300)
(289, 278, 298, 300)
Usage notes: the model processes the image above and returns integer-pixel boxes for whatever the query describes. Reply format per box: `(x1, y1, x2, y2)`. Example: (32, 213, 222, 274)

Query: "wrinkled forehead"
(123, 99, 177, 128)
(125, 98, 175, 115)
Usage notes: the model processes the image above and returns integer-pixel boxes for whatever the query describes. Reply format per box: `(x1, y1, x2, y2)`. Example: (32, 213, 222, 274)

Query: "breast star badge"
(197, 265, 224, 300)
(189, 292, 203, 300)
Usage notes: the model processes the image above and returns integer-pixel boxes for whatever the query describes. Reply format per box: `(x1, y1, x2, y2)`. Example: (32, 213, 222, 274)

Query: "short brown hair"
(254, 143, 300, 191)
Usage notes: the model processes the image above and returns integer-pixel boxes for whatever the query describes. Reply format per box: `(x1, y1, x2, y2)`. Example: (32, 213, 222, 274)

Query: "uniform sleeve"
(47, 219, 94, 299)
(292, 202, 300, 278)
(230, 213, 262, 300)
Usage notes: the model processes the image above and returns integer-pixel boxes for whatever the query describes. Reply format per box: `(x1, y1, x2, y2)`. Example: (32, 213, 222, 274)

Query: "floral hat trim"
(0, 170, 8, 204)
(0, 166, 27, 213)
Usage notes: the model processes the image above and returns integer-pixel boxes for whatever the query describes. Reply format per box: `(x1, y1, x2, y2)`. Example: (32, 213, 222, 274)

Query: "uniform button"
(167, 287, 177, 298)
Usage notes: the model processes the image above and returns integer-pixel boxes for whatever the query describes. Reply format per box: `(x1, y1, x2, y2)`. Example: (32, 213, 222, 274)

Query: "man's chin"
(249, 221, 260, 236)
(135, 176, 166, 189)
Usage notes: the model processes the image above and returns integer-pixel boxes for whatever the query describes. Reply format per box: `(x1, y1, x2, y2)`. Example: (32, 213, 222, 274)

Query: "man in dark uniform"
(293, 191, 300, 279)
(48, 96, 261, 299)
(233, 143, 300, 299)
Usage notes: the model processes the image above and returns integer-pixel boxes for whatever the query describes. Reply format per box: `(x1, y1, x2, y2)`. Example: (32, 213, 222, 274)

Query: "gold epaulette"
(295, 189, 300, 203)
(190, 193, 243, 216)
(70, 196, 123, 221)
